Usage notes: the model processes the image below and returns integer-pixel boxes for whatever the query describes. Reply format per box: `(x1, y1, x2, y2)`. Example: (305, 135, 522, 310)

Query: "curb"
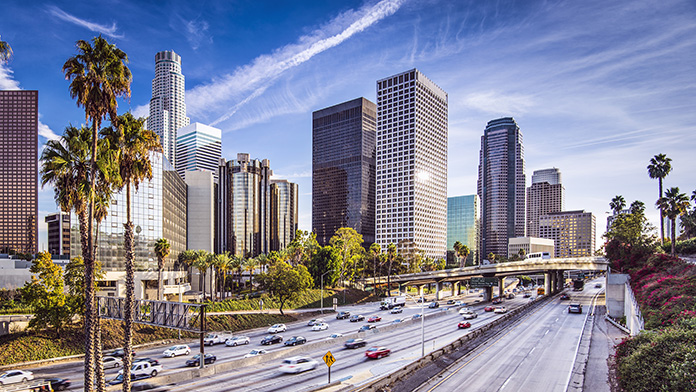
(604, 315, 631, 335)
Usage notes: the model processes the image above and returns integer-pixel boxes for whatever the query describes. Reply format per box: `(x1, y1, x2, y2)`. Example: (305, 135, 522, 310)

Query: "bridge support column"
(556, 271, 564, 292)
(453, 282, 460, 296)
(417, 285, 424, 297)
(545, 272, 551, 296)
(435, 281, 443, 300)
(485, 287, 492, 301)
(498, 277, 505, 298)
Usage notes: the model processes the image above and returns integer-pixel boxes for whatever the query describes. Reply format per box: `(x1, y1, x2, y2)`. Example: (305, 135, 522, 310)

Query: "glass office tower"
(447, 195, 480, 265)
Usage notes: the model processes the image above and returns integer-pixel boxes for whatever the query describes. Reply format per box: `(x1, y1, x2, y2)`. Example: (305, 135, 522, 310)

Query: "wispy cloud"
(183, 17, 212, 50)
(46, 6, 123, 39)
(272, 170, 312, 180)
(38, 119, 60, 141)
(460, 91, 536, 115)
(186, 0, 405, 127)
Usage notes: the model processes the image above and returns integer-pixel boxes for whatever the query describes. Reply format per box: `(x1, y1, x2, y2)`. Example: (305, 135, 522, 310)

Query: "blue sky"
(1, 0, 695, 251)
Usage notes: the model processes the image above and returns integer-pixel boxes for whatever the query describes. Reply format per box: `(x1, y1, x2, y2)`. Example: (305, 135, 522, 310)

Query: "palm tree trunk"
(659, 178, 665, 245)
(123, 183, 135, 392)
(387, 257, 392, 297)
(95, 318, 104, 392)
(671, 218, 676, 257)
(157, 258, 163, 301)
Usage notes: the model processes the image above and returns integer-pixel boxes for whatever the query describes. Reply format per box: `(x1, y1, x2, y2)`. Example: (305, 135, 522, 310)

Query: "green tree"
(657, 187, 691, 257)
(308, 245, 341, 288)
(64, 256, 104, 323)
(329, 228, 364, 285)
(610, 195, 626, 215)
(63, 35, 131, 392)
(20, 252, 72, 335)
(242, 256, 258, 294)
(368, 243, 381, 280)
(257, 262, 313, 315)
(647, 154, 673, 245)
(604, 199, 657, 272)
(386, 243, 396, 296)
(0, 35, 12, 63)
(154, 238, 170, 301)
(287, 230, 319, 265)
(212, 252, 232, 300)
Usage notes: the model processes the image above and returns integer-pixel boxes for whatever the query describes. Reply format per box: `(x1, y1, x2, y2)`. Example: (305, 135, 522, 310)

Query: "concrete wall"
(606, 272, 643, 335)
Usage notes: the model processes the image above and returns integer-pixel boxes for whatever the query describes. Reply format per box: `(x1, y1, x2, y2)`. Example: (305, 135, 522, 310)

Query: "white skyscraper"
(149, 50, 190, 166)
(376, 69, 448, 259)
(176, 122, 222, 182)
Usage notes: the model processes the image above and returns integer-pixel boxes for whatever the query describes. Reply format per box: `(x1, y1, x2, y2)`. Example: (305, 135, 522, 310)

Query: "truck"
(572, 279, 585, 291)
(118, 360, 162, 379)
(204, 333, 231, 346)
(380, 296, 406, 310)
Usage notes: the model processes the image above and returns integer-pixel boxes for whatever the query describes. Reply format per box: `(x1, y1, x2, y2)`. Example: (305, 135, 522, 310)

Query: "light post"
(405, 294, 425, 357)
(320, 270, 333, 314)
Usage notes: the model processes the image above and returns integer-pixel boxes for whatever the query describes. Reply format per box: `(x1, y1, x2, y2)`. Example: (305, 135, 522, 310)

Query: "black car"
(134, 358, 160, 366)
(108, 373, 149, 385)
(560, 294, 571, 300)
(109, 349, 136, 358)
(344, 338, 367, 349)
(46, 378, 71, 391)
(358, 324, 376, 333)
(416, 297, 425, 303)
(284, 336, 307, 346)
(186, 353, 217, 367)
(446, 299, 455, 304)
(336, 311, 351, 319)
(349, 314, 365, 322)
(261, 334, 283, 345)
(428, 301, 439, 309)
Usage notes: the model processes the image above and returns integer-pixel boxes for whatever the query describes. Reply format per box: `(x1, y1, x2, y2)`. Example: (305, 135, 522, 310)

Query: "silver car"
(163, 344, 190, 357)
(226, 336, 250, 346)
(103, 356, 123, 369)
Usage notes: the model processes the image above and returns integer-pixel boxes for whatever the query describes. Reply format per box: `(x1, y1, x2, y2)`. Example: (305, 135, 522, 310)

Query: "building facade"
(376, 69, 448, 258)
(149, 51, 190, 167)
(176, 122, 222, 182)
(539, 210, 596, 258)
(270, 180, 299, 251)
(527, 168, 565, 237)
(312, 98, 376, 246)
(507, 236, 555, 259)
(0, 90, 38, 255)
(446, 195, 480, 265)
(45, 212, 70, 258)
(477, 117, 526, 260)
(184, 170, 215, 252)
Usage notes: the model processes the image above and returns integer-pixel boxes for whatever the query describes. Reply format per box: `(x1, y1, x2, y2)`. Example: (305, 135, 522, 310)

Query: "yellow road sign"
(323, 351, 336, 367)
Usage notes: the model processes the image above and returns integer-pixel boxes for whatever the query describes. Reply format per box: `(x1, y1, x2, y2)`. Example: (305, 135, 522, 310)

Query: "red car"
(484, 306, 495, 312)
(365, 346, 390, 359)
(367, 315, 382, 323)
(458, 322, 471, 329)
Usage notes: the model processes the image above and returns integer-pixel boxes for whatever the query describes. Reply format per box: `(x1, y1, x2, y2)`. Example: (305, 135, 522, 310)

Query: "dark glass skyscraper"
(312, 98, 376, 246)
(0, 90, 38, 254)
(477, 117, 525, 260)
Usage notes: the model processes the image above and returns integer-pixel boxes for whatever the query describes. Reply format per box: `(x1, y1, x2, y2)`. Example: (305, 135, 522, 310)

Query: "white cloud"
(132, 103, 149, 119)
(0, 64, 21, 89)
(184, 17, 212, 50)
(46, 6, 123, 39)
(38, 121, 60, 141)
(459, 91, 536, 115)
(272, 170, 312, 180)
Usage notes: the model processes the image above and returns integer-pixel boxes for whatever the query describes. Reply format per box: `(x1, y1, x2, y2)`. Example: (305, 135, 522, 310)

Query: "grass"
(205, 288, 378, 313)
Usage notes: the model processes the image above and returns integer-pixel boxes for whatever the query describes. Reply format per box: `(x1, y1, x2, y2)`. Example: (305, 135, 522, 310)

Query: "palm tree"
(154, 239, 171, 301)
(657, 187, 690, 257)
(242, 257, 258, 294)
(0, 35, 12, 63)
(63, 35, 131, 392)
(386, 243, 396, 297)
(213, 253, 232, 300)
(368, 243, 381, 290)
(647, 154, 673, 245)
(610, 195, 626, 215)
(518, 248, 526, 260)
(193, 251, 213, 300)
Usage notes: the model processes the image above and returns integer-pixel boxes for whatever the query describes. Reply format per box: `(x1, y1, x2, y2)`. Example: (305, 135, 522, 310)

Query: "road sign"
(470, 277, 498, 287)
(323, 351, 336, 367)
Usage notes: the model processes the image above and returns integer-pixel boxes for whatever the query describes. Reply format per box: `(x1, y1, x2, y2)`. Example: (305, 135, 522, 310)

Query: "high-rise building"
(0, 90, 38, 254)
(185, 170, 215, 253)
(149, 51, 190, 167)
(312, 98, 376, 246)
(45, 212, 70, 258)
(447, 195, 480, 265)
(376, 69, 448, 259)
(176, 122, 222, 182)
(539, 210, 596, 258)
(477, 117, 526, 260)
(527, 168, 565, 237)
(507, 237, 555, 258)
(270, 180, 298, 251)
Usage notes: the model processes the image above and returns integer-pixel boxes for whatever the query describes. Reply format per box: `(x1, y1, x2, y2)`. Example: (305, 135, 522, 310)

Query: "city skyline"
(1, 0, 694, 251)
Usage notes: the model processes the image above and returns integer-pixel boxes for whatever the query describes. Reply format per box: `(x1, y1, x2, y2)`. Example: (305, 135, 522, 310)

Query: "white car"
(279, 356, 318, 374)
(163, 344, 190, 358)
(494, 306, 508, 314)
(103, 356, 123, 369)
(311, 322, 329, 331)
(461, 311, 478, 319)
(268, 323, 287, 333)
(454, 300, 466, 306)
(329, 333, 344, 339)
(390, 306, 403, 314)
(244, 349, 268, 358)
(458, 307, 473, 315)
(0, 370, 34, 385)
(226, 336, 250, 346)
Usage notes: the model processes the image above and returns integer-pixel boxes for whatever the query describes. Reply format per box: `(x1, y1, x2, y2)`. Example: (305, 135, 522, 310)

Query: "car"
(163, 344, 190, 358)
(311, 322, 329, 331)
(279, 356, 318, 374)
(524, 292, 532, 298)
(226, 336, 250, 346)
(478, 293, 484, 297)
(109, 349, 136, 358)
(134, 358, 160, 366)
(284, 336, 307, 346)
(454, 300, 466, 306)
(446, 299, 455, 304)
(0, 370, 34, 385)
(244, 349, 268, 358)
(492, 297, 503, 304)
(46, 378, 71, 391)
(103, 356, 123, 369)
(261, 334, 283, 345)
(365, 346, 391, 359)
(458, 322, 471, 329)
(484, 306, 495, 312)
(336, 311, 351, 319)
(108, 373, 150, 385)
(359, 324, 376, 332)
(268, 323, 287, 333)
(344, 338, 367, 349)
(350, 314, 365, 322)
(186, 353, 217, 367)
(461, 311, 478, 319)
(493, 306, 507, 314)
(390, 306, 403, 314)
(507, 293, 515, 299)
(329, 333, 344, 339)
(595, 283, 602, 288)
(560, 294, 571, 300)
(428, 301, 440, 309)
(568, 303, 583, 314)
(417, 297, 425, 303)
(307, 318, 325, 326)
(412, 313, 422, 320)
(368, 315, 382, 323)
(119, 361, 162, 378)
(392, 318, 403, 324)
(458, 307, 473, 315)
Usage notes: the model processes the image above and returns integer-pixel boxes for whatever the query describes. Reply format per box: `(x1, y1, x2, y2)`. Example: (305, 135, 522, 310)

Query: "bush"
(205, 288, 375, 313)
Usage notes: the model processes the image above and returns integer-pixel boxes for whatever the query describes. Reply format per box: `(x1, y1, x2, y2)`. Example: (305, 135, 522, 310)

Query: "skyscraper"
(477, 117, 525, 259)
(527, 168, 565, 237)
(312, 98, 376, 246)
(149, 51, 190, 167)
(447, 195, 480, 265)
(45, 212, 70, 258)
(271, 180, 299, 251)
(539, 210, 596, 257)
(376, 69, 448, 258)
(176, 122, 222, 182)
(0, 90, 38, 254)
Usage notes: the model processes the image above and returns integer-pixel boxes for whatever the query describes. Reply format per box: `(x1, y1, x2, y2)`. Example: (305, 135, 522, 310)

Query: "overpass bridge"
(364, 256, 608, 300)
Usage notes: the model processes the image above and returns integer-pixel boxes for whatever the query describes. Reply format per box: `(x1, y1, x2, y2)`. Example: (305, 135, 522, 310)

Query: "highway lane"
(413, 280, 603, 392)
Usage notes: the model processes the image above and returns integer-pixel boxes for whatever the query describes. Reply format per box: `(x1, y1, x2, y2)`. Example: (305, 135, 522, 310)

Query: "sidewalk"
(584, 297, 627, 392)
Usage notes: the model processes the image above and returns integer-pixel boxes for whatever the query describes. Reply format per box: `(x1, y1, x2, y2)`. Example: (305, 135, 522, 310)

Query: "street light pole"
(320, 270, 332, 314)
(405, 294, 425, 357)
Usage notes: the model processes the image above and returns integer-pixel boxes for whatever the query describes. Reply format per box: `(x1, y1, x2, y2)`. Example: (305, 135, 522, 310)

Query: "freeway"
(413, 279, 603, 392)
